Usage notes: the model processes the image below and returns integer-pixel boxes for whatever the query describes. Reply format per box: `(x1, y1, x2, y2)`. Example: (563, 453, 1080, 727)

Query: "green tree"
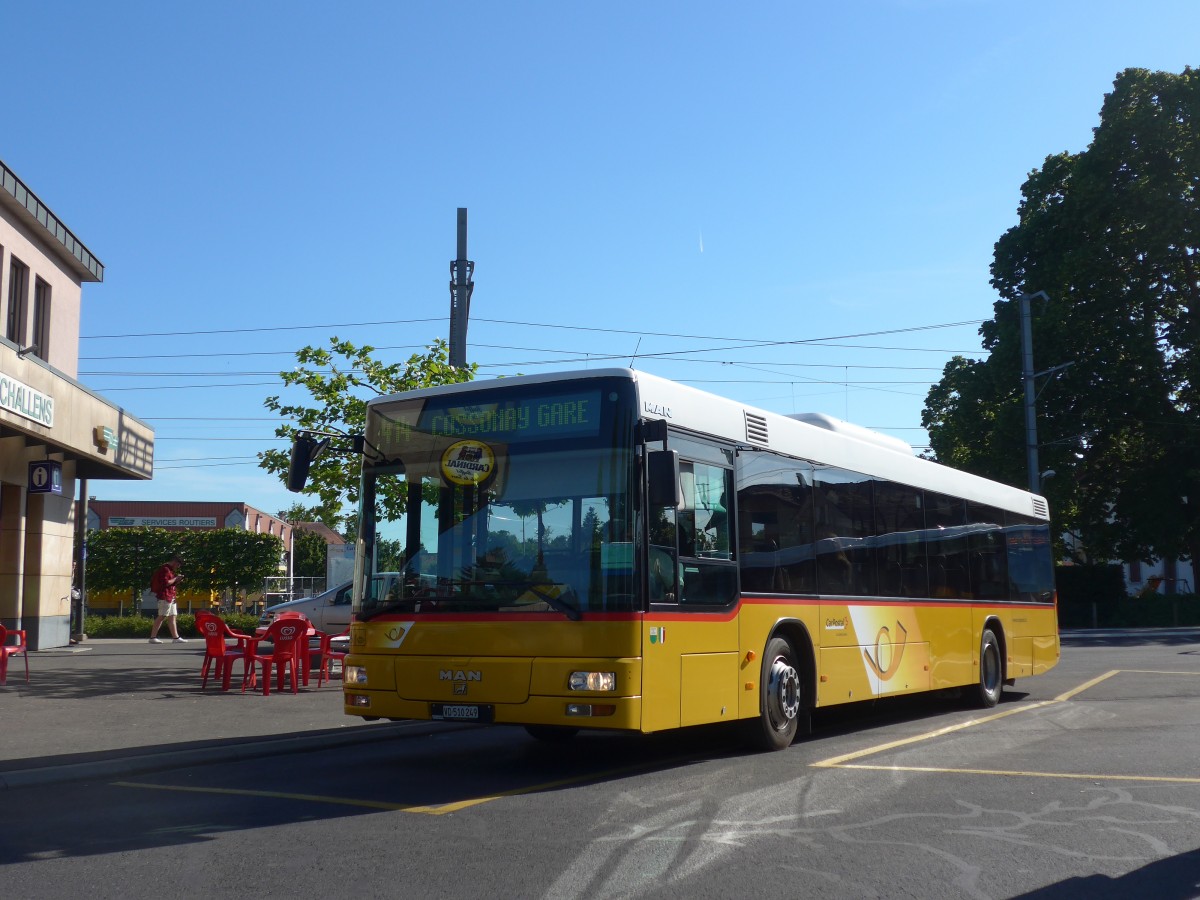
(292, 529, 329, 579)
(260, 337, 475, 519)
(923, 66, 1200, 565)
(185, 529, 285, 595)
(85, 528, 179, 602)
(376, 537, 405, 572)
(84, 527, 284, 602)
(278, 501, 345, 535)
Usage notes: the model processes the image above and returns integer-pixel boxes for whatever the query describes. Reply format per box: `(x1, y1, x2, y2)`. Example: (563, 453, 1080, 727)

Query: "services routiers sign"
(0, 373, 54, 427)
(109, 517, 218, 528)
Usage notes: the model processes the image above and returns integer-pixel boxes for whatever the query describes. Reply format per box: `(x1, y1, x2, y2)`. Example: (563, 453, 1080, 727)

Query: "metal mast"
(449, 208, 474, 368)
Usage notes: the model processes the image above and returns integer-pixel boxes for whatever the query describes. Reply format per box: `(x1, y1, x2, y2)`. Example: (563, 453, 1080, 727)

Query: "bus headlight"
(344, 665, 368, 685)
(569, 671, 616, 692)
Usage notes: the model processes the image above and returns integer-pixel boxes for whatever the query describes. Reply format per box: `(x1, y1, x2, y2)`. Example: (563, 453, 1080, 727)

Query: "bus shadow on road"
(0, 690, 1036, 867)
(803, 687, 1027, 743)
(1010, 846, 1200, 900)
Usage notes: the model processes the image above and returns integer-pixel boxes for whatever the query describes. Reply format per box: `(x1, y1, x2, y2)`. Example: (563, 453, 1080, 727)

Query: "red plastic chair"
(195, 613, 252, 691)
(243, 617, 308, 695)
(0, 624, 29, 686)
(312, 627, 350, 687)
(269, 611, 316, 685)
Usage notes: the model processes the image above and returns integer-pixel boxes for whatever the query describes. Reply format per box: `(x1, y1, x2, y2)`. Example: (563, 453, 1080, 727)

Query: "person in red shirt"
(148, 555, 187, 644)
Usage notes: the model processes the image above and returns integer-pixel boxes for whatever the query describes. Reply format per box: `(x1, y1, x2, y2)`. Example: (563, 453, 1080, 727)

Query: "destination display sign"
(417, 390, 602, 442)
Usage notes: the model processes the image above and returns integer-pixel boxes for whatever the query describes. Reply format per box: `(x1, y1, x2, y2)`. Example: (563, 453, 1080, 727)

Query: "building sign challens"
(0, 373, 54, 427)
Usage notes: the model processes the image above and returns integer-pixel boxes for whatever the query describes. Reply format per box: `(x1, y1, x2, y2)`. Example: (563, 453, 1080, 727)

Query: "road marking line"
(115, 760, 668, 815)
(114, 781, 421, 811)
(404, 769, 636, 815)
(809, 702, 1057, 768)
(811, 669, 1200, 785)
(812, 670, 1121, 768)
(1052, 669, 1119, 700)
(832, 764, 1200, 785)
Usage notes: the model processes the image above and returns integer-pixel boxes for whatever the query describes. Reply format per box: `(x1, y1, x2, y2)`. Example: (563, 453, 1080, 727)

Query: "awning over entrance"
(0, 345, 154, 483)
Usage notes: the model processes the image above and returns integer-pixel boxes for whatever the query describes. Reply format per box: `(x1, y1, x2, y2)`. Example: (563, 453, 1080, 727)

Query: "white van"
(257, 572, 401, 634)
(258, 580, 353, 634)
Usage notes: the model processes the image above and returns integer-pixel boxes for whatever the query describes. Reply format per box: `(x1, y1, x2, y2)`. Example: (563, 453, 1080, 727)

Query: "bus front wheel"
(749, 636, 802, 751)
(974, 628, 1003, 708)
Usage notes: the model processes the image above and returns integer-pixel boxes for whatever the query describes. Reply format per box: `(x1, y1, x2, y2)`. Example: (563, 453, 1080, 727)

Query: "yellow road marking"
(811, 669, 1200, 784)
(115, 669, 1199, 810)
(114, 781, 421, 812)
(114, 759, 674, 815)
(810, 701, 1057, 768)
(1052, 668, 1119, 701)
(403, 765, 659, 814)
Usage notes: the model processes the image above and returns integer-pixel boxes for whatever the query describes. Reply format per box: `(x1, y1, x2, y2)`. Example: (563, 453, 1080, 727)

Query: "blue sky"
(4, 1, 1197, 517)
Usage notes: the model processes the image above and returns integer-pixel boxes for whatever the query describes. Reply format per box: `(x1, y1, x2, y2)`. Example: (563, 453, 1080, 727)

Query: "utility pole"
(1019, 291, 1050, 494)
(449, 208, 474, 369)
(73, 479, 88, 641)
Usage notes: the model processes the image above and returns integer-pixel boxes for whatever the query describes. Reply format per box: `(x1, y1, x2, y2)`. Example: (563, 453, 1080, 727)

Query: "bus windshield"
(354, 379, 637, 618)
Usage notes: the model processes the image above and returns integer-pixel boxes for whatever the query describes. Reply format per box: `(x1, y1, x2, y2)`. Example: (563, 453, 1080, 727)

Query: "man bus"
(294, 368, 1057, 750)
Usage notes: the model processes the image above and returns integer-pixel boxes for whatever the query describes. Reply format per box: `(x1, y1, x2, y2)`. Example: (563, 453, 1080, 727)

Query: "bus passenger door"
(642, 438, 739, 732)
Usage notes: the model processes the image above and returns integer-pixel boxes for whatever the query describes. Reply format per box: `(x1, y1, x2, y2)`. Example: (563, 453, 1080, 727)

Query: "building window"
(1129, 560, 1142, 584)
(32, 277, 50, 361)
(6, 256, 28, 344)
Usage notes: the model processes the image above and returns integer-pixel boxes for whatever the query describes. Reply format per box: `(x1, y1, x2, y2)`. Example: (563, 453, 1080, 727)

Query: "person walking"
(148, 555, 187, 644)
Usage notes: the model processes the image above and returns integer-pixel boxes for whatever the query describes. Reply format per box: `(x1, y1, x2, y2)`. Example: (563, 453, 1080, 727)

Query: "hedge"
(1055, 564, 1200, 627)
(83, 613, 261, 639)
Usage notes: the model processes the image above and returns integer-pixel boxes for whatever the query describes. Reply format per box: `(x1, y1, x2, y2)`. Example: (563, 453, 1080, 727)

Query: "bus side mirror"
(287, 433, 329, 492)
(647, 450, 680, 508)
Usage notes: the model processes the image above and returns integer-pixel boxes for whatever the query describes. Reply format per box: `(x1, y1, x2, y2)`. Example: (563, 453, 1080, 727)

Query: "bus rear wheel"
(748, 636, 802, 751)
(974, 628, 1003, 708)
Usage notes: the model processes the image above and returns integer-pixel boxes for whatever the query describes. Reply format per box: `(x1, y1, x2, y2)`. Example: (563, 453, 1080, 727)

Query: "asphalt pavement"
(0, 637, 414, 790)
(6, 627, 1199, 792)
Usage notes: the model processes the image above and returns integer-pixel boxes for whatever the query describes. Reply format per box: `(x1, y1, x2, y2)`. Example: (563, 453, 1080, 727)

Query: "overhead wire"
(81, 314, 984, 345)
(90, 315, 981, 468)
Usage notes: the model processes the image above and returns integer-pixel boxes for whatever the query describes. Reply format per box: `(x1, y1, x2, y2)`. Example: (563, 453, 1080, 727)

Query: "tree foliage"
(278, 501, 344, 534)
(292, 529, 329, 579)
(86, 527, 178, 601)
(260, 337, 476, 518)
(185, 529, 285, 593)
(923, 67, 1200, 565)
(85, 527, 284, 598)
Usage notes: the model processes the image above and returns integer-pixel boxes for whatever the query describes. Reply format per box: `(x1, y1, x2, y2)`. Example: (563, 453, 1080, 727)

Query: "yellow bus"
(330, 369, 1058, 750)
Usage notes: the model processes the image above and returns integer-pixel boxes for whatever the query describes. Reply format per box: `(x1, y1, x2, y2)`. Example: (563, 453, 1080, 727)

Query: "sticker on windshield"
(440, 439, 496, 486)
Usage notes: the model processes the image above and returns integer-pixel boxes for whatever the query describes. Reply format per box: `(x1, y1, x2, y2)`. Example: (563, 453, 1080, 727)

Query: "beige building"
(1, 159, 154, 649)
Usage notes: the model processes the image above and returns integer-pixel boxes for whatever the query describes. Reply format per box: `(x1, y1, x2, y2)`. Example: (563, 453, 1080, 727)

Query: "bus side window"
(677, 461, 736, 606)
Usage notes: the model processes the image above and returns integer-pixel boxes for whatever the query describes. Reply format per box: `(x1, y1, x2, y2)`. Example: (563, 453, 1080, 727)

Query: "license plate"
(431, 703, 494, 723)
